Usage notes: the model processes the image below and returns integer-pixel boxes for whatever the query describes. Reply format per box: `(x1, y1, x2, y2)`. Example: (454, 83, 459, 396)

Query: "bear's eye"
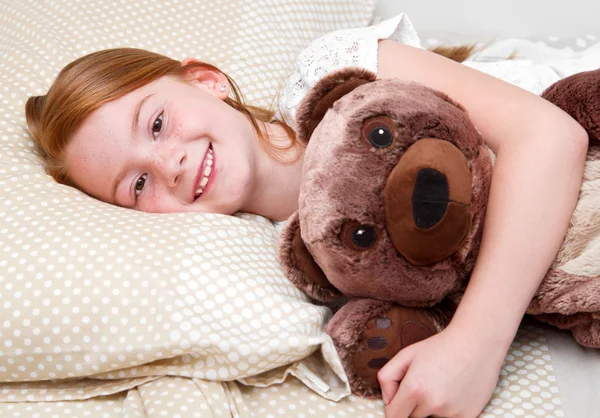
(369, 126, 393, 148)
(352, 225, 377, 247)
(362, 116, 396, 149)
(340, 221, 379, 251)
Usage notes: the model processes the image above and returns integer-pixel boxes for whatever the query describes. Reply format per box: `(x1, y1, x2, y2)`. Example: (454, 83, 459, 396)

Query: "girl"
(26, 14, 588, 418)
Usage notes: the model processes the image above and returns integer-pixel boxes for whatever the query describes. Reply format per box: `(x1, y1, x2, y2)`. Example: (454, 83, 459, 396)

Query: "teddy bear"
(278, 67, 600, 398)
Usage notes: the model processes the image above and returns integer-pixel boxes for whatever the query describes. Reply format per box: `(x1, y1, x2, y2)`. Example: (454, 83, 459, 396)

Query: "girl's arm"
(376, 41, 588, 417)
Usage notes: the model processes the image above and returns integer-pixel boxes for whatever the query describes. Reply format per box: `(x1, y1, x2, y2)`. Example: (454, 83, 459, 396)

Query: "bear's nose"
(412, 168, 449, 229)
(384, 138, 472, 265)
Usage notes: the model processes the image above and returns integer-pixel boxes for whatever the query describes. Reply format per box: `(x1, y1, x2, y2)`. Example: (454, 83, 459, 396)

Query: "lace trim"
(277, 13, 421, 130)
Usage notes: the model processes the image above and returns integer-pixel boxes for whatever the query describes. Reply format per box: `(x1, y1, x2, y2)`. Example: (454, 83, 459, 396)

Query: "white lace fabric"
(463, 59, 562, 95)
(277, 13, 421, 130)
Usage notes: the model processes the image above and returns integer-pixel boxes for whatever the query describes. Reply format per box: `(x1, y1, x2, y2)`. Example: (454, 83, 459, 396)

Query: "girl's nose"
(152, 148, 186, 187)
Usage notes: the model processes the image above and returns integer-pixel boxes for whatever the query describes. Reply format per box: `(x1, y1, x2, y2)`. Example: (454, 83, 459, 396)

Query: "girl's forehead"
(64, 106, 133, 203)
(92, 79, 164, 118)
(109, 76, 176, 105)
(68, 106, 128, 163)
(81, 76, 185, 135)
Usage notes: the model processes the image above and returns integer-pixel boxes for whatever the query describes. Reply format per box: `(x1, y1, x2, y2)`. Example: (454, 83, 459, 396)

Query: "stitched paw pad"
(352, 305, 437, 389)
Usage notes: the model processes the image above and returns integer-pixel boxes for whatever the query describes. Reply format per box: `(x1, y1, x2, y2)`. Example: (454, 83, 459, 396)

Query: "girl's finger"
(383, 380, 419, 418)
(378, 346, 414, 405)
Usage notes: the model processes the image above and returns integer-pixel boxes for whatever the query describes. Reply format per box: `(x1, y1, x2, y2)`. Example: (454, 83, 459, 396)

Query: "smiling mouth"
(194, 143, 214, 200)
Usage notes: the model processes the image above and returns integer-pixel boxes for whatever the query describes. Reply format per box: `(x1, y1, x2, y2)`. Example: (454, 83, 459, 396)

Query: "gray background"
(374, 0, 600, 38)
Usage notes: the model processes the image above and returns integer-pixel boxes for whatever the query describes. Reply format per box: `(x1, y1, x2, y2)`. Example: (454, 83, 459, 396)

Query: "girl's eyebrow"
(131, 93, 154, 135)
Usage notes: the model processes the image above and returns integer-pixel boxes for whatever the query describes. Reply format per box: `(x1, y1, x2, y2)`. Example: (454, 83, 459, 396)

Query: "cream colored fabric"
(0, 322, 564, 417)
(0, 0, 377, 399)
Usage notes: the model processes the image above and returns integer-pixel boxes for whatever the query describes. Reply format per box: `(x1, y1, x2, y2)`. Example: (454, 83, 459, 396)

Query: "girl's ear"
(278, 211, 341, 302)
(181, 57, 229, 99)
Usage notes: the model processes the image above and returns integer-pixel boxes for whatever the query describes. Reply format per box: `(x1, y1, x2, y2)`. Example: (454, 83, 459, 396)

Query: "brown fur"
(295, 67, 377, 145)
(288, 77, 492, 306)
(542, 69, 600, 146)
(325, 299, 398, 398)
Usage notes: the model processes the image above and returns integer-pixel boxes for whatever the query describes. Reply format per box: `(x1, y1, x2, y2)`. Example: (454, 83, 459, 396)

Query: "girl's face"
(65, 71, 259, 215)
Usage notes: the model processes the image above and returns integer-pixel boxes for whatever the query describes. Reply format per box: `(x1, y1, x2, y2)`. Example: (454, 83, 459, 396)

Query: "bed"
(1, 1, 599, 416)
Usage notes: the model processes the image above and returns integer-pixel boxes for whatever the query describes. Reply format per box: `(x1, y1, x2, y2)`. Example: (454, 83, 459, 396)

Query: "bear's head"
(279, 68, 493, 307)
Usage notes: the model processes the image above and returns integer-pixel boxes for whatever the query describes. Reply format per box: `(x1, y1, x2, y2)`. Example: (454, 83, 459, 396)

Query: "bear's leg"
(325, 298, 454, 398)
(534, 312, 600, 347)
(529, 268, 600, 347)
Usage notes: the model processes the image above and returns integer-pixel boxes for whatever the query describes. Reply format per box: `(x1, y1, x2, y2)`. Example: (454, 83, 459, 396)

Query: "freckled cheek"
(143, 188, 173, 213)
(170, 120, 184, 141)
(173, 114, 203, 141)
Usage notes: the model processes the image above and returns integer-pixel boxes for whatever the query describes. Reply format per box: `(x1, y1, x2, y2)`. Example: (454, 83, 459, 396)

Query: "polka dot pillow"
(0, 0, 376, 398)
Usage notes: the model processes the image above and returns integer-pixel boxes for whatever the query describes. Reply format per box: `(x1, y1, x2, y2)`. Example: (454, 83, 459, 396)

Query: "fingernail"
(381, 391, 389, 405)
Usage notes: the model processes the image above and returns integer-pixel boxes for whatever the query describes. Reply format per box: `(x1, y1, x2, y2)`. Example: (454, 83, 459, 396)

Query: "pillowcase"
(0, 0, 376, 400)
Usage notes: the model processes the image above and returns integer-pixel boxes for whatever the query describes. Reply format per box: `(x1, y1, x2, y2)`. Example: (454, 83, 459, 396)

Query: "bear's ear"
(541, 70, 600, 145)
(295, 67, 377, 144)
(278, 211, 341, 302)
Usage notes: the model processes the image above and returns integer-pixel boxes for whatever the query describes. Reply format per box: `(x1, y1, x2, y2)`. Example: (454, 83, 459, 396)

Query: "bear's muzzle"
(384, 138, 472, 265)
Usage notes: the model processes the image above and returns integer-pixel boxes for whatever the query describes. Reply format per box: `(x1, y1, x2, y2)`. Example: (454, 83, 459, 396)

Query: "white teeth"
(195, 146, 214, 198)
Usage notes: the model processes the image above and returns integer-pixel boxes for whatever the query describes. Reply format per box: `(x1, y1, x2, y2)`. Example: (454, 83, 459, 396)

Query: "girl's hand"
(378, 325, 505, 418)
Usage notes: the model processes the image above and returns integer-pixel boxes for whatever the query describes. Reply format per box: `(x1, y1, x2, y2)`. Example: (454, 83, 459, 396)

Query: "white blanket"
(463, 38, 600, 94)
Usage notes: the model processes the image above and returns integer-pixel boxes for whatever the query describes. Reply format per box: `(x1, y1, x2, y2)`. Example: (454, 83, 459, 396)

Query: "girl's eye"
(152, 113, 163, 137)
(135, 174, 147, 197)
